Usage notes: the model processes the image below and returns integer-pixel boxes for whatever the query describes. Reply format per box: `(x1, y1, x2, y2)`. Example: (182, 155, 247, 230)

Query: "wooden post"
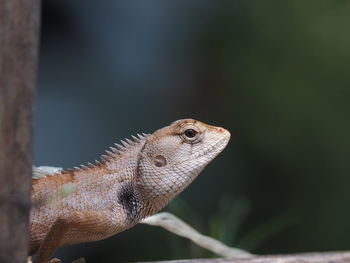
(0, 0, 40, 262)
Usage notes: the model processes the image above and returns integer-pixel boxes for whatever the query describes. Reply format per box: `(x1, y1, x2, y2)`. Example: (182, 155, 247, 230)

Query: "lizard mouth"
(177, 132, 231, 164)
(198, 133, 230, 158)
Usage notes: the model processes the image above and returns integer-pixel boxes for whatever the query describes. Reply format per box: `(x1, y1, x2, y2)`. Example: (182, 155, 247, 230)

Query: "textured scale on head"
(134, 118, 231, 211)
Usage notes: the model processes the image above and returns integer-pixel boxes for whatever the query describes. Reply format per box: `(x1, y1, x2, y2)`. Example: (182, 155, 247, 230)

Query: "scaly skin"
(29, 119, 230, 262)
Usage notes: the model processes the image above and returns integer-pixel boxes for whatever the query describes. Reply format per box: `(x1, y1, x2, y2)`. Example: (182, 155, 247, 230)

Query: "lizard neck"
(134, 161, 204, 218)
(134, 178, 191, 219)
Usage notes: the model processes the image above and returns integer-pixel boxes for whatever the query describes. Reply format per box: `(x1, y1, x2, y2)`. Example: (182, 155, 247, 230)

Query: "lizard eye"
(184, 129, 197, 138)
(180, 125, 201, 143)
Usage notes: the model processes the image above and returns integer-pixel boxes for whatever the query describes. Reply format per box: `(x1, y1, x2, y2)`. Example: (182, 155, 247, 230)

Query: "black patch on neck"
(118, 183, 140, 223)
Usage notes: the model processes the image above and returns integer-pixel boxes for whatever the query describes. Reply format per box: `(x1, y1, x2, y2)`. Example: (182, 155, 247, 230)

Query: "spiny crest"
(76, 133, 150, 172)
(32, 133, 150, 178)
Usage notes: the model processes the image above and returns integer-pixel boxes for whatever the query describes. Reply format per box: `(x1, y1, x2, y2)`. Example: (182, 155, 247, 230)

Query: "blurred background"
(34, 0, 350, 262)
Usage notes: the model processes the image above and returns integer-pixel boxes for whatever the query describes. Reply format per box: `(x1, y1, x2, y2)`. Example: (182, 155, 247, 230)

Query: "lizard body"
(29, 119, 230, 262)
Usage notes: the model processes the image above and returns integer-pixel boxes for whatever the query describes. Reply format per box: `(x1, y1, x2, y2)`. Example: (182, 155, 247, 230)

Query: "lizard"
(29, 118, 231, 263)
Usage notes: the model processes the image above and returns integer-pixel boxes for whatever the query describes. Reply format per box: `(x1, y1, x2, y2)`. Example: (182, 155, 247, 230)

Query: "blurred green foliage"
(165, 196, 298, 258)
(191, 0, 350, 253)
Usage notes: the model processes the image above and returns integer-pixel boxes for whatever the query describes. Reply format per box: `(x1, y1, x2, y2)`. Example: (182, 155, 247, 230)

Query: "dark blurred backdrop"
(34, 1, 350, 262)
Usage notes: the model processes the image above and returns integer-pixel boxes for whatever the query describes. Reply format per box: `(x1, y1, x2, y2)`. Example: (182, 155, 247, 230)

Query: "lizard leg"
(36, 211, 114, 263)
(35, 216, 67, 263)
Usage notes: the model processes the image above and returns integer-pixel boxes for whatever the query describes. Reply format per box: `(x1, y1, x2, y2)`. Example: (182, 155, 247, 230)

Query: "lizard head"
(136, 119, 231, 210)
